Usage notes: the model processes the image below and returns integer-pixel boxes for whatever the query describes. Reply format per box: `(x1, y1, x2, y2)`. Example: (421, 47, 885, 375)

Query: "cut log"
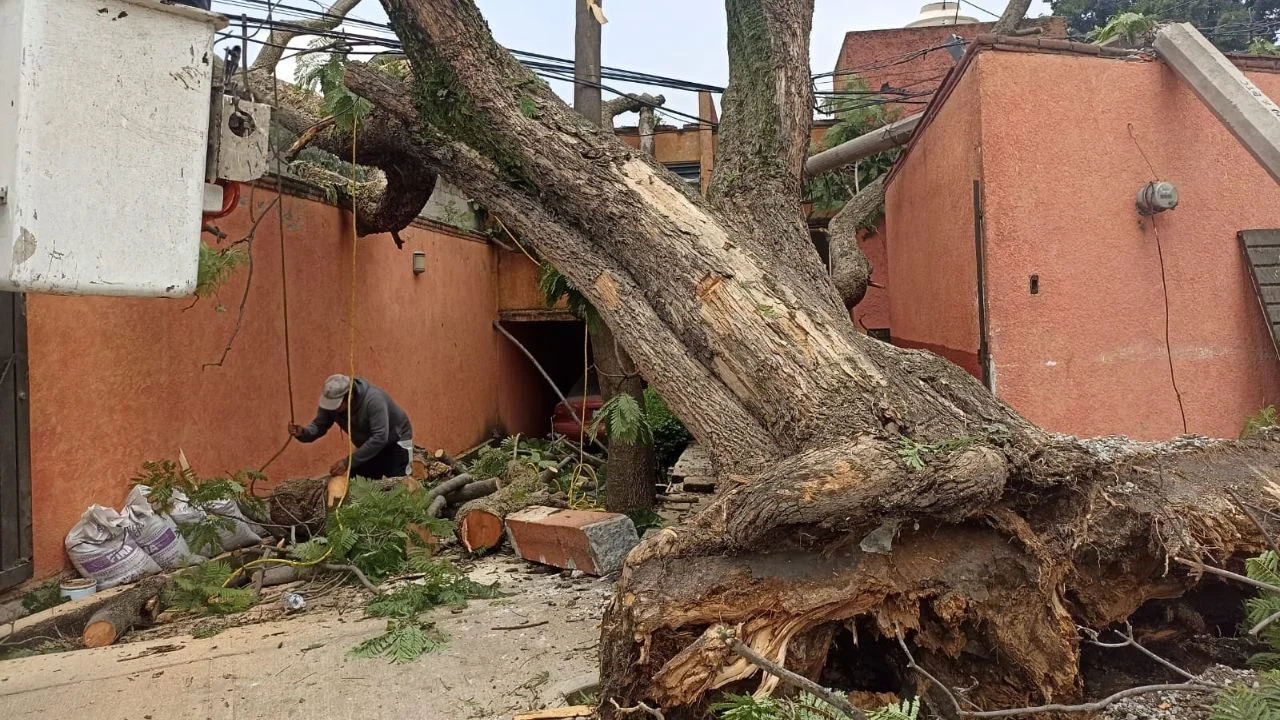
(456, 461, 548, 552)
(1, 584, 129, 648)
(445, 477, 499, 505)
(7, 575, 171, 649)
(81, 575, 172, 648)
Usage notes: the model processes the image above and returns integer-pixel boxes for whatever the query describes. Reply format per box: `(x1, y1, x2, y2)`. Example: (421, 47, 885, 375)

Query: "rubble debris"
(512, 705, 595, 720)
(670, 444, 715, 493)
(505, 506, 638, 575)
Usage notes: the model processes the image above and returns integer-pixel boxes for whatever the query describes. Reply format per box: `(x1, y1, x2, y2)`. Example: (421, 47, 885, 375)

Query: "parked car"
(553, 395, 605, 439)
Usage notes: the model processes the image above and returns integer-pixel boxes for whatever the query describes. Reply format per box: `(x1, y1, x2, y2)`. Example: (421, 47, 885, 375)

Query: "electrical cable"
(1128, 123, 1189, 435)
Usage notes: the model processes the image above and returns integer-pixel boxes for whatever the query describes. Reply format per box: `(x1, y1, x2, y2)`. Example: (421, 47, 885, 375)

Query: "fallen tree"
(250, 0, 1280, 714)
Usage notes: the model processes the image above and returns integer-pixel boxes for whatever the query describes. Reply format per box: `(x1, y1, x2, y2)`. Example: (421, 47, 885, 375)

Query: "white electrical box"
(0, 0, 226, 297)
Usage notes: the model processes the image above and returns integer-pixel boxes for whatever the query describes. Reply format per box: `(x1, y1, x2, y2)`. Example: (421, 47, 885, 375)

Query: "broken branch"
(718, 628, 864, 720)
(1078, 622, 1196, 681)
(1176, 557, 1280, 595)
(897, 629, 1213, 718)
(608, 699, 666, 720)
(321, 563, 379, 594)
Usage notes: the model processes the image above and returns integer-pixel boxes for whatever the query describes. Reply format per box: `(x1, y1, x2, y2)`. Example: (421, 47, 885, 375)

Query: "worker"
(289, 374, 414, 479)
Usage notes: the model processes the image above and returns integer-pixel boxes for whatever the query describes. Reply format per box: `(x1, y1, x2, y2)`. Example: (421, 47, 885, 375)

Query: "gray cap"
(318, 374, 352, 410)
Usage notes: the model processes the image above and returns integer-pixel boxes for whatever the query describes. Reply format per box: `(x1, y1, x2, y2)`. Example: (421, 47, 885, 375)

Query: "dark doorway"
(0, 293, 31, 591)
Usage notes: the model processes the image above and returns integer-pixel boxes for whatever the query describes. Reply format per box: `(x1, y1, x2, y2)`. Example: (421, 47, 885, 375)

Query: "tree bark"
(827, 174, 883, 311)
(992, 0, 1034, 36)
(82, 576, 170, 648)
(246, 0, 1280, 713)
(593, 321, 658, 513)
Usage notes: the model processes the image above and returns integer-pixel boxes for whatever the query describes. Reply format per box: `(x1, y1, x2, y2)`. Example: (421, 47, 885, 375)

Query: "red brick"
(505, 506, 638, 575)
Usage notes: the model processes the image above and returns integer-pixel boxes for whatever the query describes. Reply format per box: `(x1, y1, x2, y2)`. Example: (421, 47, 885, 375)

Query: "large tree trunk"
(253, 0, 1280, 714)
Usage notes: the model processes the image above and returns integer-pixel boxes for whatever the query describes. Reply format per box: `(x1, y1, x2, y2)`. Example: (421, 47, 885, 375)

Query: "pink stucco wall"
(853, 223, 891, 334)
(887, 48, 1280, 440)
(884, 67, 985, 377)
(25, 187, 544, 578)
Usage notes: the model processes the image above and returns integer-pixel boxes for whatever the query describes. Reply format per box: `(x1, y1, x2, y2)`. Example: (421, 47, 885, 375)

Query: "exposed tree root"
(599, 433, 1280, 713)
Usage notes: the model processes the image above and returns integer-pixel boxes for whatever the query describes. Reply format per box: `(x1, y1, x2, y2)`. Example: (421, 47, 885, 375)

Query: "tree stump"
(268, 476, 330, 538)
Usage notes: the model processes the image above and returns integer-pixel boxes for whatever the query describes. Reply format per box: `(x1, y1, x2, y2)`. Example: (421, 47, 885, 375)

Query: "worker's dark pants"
(352, 443, 411, 479)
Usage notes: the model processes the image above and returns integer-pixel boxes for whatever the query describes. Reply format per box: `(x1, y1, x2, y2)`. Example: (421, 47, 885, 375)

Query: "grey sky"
(216, 0, 1052, 122)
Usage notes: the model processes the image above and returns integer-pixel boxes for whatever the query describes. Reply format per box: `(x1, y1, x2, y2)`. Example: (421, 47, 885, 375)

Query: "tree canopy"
(1050, 0, 1280, 49)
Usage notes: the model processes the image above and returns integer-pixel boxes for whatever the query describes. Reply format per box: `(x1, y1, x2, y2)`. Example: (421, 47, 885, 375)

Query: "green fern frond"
(1210, 671, 1280, 720)
(593, 394, 652, 446)
(867, 698, 920, 720)
(167, 561, 256, 615)
(196, 243, 248, 298)
(710, 693, 784, 720)
(537, 263, 599, 328)
(349, 618, 447, 663)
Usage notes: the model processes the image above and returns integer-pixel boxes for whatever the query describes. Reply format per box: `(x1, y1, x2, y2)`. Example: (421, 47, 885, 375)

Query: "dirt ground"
(0, 556, 611, 719)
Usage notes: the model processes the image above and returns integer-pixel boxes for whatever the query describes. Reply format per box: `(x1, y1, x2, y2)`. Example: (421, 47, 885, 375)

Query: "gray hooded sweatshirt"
(296, 378, 413, 467)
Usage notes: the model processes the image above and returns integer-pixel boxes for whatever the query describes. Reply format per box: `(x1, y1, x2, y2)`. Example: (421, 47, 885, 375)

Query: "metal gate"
(0, 293, 31, 591)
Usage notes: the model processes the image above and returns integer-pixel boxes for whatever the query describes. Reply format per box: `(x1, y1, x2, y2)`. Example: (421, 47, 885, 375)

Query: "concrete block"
(1154, 23, 1280, 185)
(505, 506, 638, 576)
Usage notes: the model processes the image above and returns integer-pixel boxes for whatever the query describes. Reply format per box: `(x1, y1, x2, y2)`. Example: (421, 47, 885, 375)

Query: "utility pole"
(570, 0, 657, 513)
(574, 0, 603, 126)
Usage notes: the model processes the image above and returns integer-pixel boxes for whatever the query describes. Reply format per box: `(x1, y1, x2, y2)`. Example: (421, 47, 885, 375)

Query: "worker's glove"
(329, 458, 349, 477)
(288, 424, 303, 439)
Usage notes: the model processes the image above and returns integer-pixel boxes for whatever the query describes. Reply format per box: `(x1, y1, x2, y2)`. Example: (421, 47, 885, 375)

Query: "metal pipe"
(804, 112, 922, 178)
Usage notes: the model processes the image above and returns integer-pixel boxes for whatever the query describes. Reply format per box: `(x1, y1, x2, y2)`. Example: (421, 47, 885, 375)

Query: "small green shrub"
(1243, 406, 1278, 439)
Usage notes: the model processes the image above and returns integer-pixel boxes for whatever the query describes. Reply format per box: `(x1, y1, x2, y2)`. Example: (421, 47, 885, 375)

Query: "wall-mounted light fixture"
(1136, 181, 1178, 216)
(412, 251, 427, 275)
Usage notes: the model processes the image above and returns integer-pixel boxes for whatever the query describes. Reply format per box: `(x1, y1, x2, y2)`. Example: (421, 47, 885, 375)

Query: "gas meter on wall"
(0, 0, 226, 297)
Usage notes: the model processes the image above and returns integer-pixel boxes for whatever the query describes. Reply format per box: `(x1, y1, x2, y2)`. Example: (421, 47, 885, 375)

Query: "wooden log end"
(82, 619, 120, 648)
(460, 511, 504, 552)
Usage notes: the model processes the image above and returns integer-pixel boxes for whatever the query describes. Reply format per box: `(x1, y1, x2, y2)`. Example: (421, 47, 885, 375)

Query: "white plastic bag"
(65, 505, 162, 589)
(123, 486, 204, 569)
(169, 490, 262, 553)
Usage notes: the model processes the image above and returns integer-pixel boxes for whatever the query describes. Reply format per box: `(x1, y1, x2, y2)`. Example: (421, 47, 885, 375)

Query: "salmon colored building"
(832, 15, 1067, 109)
(884, 37, 1280, 441)
(5, 180, 574, 586)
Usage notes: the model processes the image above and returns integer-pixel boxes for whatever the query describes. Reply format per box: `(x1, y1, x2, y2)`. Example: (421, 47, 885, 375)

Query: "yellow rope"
(493, 215, 538, 266)
(225, 121, 364, 585)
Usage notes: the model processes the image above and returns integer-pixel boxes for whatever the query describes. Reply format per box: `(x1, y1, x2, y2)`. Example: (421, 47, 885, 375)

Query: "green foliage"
(1250, 36, 1280, 54)
(711, 691, 918, 720)
(295, 42, 371, 134)
(468, 446, 512, 479)
(897, 435, 977, 470)
(1050, 0, 1280, 52)
(1087, 11, 1157, 43)
(352, 555, 496, 663)
(627, 507, 665, 535)
(196, 242, 248, 299)
(350, 617, 447, 663)
(131, 460, 264, 557)
(538, 263, 600, 329)
(365, 556, 501, 617)
(1243, 406, 1279, 438)
(805, 72, 900, 217)
(711, 694, 785, 720)
(645, 388, 692, 472)
(167, 561, 257, 616)
(1211, 671, 1280, 719)
(21, 580, 67, 615)
(291, 478, 454, 582)
(593, 394, 652, 446)
(868, 699, 921, 720)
